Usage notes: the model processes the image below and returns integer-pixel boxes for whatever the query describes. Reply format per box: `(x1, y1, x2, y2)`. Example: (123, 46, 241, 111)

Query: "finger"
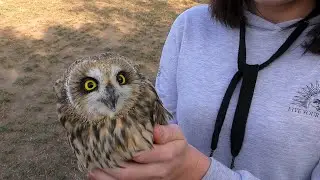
(133, 140, 187, 163)
(89, 169, 116, 180)
(153, 124, 185, 144)
(103, 162, 167, 180)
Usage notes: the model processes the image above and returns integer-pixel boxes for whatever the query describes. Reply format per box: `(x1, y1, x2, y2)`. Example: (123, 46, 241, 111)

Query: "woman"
(89, 0, 320, 179)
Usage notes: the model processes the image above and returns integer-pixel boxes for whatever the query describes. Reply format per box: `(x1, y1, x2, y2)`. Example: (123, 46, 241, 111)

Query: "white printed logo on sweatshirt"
(288, 81, 320, 118)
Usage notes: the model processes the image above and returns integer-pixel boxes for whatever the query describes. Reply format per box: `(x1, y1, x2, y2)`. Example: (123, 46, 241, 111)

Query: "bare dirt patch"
(0, 0, 207, 179)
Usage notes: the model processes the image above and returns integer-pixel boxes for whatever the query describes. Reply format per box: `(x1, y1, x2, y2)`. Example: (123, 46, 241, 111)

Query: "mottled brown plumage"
(54, 53, 172, 171)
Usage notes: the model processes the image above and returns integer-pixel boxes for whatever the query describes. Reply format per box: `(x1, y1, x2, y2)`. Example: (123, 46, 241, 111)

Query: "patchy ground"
(0, 0, 206, 179)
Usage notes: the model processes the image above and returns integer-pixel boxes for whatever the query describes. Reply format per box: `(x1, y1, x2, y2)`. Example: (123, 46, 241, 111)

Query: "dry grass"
(0, 0, 208, 179)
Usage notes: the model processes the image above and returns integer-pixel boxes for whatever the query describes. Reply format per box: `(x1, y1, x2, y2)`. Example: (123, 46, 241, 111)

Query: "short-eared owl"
(54, 53, 172, 171)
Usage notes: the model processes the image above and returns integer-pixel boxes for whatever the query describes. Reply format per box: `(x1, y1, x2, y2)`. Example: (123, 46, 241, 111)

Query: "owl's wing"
(153, 98, 172, 125)
(148, 82, 173, 125)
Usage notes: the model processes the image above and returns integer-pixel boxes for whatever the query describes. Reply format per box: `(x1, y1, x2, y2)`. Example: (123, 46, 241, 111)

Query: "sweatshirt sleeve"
(203, 155, 320, 180)
(155, 13, 185, 124)
(312, 160, 320, 179)
(202, 158, 260, 180)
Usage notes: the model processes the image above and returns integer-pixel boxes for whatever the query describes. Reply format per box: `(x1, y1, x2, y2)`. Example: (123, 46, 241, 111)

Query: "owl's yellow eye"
(116, 72, 127, 85)
(84, 79, 97, 91)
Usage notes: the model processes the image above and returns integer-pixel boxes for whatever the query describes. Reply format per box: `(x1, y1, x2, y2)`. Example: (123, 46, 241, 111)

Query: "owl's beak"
(100, 84, 119, 112)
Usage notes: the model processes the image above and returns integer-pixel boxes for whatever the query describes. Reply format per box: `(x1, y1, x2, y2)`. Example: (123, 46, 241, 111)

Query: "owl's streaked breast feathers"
(54, 53, 172, 171)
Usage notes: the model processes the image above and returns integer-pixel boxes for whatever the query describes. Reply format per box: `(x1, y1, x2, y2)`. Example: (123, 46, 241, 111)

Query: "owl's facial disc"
(98, 84, 119, 112)
(81, 66, 134, 118)
(67, 61, 137, 119)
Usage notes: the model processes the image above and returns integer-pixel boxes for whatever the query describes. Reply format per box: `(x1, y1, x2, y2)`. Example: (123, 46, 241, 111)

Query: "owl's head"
(64, 55, 143, 119)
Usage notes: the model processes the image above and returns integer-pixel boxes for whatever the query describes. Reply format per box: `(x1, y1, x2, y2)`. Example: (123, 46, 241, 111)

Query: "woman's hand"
(88, 124, 210, 180)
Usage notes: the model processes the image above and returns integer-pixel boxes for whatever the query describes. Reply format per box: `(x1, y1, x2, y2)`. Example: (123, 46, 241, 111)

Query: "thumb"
(153, 124, 185, 144)
(88, 169, 116, 180)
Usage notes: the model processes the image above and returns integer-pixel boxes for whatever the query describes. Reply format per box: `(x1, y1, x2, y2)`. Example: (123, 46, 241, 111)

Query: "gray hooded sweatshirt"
(155, 4, 320, 180)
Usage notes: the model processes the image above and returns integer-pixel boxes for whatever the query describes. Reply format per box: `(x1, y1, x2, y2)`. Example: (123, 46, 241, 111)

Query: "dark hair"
(210, 0, 320, 54)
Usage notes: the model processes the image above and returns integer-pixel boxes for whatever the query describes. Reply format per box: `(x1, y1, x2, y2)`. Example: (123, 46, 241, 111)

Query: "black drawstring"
(210, 7, 319, 169)
(210, 71, 242, 155)
(230, 64, 259, 159)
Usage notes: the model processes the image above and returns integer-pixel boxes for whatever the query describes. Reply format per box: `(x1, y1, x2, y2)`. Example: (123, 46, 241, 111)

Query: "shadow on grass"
(0, 1, 183, 179)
